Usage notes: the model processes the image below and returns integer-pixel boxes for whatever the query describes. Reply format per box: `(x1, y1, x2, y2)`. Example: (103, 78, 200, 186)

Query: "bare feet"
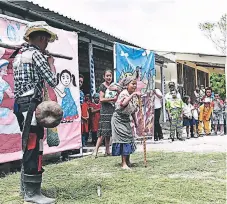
(92, 151, 98, 158)
(121, 165, 131, 170)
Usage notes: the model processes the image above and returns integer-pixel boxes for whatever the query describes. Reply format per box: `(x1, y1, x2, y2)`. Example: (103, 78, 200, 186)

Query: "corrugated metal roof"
(2, 0, 173, 63)
(7, 0, 136, 45)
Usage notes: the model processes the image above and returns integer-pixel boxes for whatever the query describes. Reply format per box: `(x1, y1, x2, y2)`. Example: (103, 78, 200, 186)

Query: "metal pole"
(160, 64, 166, 123)
(113, 43, 117, 82)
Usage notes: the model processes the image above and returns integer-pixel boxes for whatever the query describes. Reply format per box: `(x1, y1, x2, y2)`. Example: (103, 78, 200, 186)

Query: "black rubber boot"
(24, 174, 55, 204)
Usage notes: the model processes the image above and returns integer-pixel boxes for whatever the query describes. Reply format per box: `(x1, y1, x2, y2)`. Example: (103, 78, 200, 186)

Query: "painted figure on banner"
(144, 92, 155, 134)
(115, 43, 156, 137)
(135, 66, 147, 93)
(0, 18, 26, 44)
(0, 59, 15, 125)
(119, 65, 147, 94)
(0, 47, 21, 154)
(55, 69, 79, 123)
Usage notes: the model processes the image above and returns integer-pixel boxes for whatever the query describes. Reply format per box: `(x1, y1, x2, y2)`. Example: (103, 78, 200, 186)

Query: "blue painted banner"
(114, 43, 155, 93)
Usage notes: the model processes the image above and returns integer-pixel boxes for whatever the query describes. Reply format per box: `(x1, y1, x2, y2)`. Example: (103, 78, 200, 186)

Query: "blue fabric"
(115, 43, 155, 88)
(61, 88, 78, 119)
(80, 90, 84, 105)
(194, 119, 198, 125)
(183, 118, 196, 126)
(112, 143, 136, 156)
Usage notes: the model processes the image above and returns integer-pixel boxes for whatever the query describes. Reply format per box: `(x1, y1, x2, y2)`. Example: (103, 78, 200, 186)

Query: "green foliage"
(210, 73, 226, 99)
(199, 14, 227, 54)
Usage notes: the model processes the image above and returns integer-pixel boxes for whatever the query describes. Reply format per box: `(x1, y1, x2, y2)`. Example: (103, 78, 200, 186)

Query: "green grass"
(0, 152, 226, 204)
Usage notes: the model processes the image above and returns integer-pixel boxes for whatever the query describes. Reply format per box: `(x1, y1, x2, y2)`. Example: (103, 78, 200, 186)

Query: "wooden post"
(138, 96, 147, 168)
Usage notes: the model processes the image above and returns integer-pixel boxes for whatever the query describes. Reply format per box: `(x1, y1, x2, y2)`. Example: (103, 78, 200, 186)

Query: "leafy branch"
(199, 14, 226, 54)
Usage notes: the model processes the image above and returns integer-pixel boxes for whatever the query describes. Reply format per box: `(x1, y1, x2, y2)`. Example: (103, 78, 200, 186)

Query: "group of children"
(166, 89, 226, 141)
(81, 93, 101, 147)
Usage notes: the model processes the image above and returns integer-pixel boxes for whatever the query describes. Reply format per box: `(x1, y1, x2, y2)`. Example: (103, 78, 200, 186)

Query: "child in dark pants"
(192, 102, 199, 137)
(90, 93, 101, 146)
(81, 95, 90, 147)
(183, 96, 196, 139)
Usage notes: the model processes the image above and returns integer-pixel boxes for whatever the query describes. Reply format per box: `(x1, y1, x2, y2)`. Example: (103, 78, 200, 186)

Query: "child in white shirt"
(183, 96, 197, 139)
(192, 102, 199, 137)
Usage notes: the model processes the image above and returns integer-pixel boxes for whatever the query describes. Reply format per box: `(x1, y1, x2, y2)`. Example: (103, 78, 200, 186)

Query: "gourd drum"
(35, 101, 63, 128)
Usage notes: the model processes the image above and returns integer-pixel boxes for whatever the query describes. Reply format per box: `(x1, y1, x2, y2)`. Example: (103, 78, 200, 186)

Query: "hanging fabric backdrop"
(0, 15, 81, 163)
(114, 42, 155, 136)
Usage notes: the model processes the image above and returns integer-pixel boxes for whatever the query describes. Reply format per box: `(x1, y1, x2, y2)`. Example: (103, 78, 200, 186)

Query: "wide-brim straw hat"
(23, 21, 58, 43)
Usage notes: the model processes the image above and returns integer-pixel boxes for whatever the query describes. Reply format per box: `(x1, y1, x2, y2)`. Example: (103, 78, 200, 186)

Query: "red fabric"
(90, 102, 101, 132)
(38, 155, 42, 172)
(0, 133, 21, 154)
(27, 133, 37, 150)
(81, 102, 89, 133)
(46, 84, 57, 102)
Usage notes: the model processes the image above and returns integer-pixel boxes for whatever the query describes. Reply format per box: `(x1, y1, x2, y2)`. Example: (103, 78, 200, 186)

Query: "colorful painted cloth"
(61, 88, 78, 121)
(0, 78, 11, 119)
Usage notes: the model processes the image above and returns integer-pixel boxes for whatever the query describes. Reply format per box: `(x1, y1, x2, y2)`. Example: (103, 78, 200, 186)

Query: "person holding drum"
(13, 22, 59, 204)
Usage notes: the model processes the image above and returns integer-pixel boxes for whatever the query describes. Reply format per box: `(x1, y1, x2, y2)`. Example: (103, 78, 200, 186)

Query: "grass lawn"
(0, 152, 226, 204)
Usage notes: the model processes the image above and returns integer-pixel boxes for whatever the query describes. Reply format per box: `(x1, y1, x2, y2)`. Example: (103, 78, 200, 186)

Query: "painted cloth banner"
(114, 43, 155, 136)
(115, 42, 155, 93)
(0, 16, 81, 163)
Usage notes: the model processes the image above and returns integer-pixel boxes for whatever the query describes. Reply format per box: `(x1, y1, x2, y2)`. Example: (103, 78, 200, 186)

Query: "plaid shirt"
(13, 44, 57, 100)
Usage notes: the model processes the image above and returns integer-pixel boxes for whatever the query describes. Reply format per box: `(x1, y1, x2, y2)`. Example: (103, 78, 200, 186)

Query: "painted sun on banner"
(114, 42, 155, 137)
(115, 42, 155, 94)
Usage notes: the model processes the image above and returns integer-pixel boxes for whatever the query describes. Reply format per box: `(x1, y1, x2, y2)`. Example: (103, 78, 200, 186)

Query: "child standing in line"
(192, 102, 199, 137)
(212, 93, 224, 135)
(166, 90, 184, 141)
(81, 94, 90, 147)
(90, 93, 101, 146)
(183, 96, 196, 139)
(198, 98, 213, 136)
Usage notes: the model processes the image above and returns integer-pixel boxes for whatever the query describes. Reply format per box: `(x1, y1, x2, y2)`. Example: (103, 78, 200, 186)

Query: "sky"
(30, 0, 227, 55)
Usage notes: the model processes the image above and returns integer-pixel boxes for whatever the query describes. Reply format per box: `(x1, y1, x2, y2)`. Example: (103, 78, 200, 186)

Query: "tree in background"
(210, 73, 226, 99)
(199, 14, 226, 54)
(199, 14, 226, 98)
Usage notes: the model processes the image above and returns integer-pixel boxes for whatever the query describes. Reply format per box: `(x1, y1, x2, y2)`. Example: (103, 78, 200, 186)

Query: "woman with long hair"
(93, 70, 117, 157)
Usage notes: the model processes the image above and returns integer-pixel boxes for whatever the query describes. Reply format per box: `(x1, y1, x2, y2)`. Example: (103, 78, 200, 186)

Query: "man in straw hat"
(13, 21, 58, 204)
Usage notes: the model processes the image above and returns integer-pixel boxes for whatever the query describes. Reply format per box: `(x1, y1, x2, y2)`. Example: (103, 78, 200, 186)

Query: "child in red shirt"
(81, 94, 90, 147)
(90, 93, 101, 146)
